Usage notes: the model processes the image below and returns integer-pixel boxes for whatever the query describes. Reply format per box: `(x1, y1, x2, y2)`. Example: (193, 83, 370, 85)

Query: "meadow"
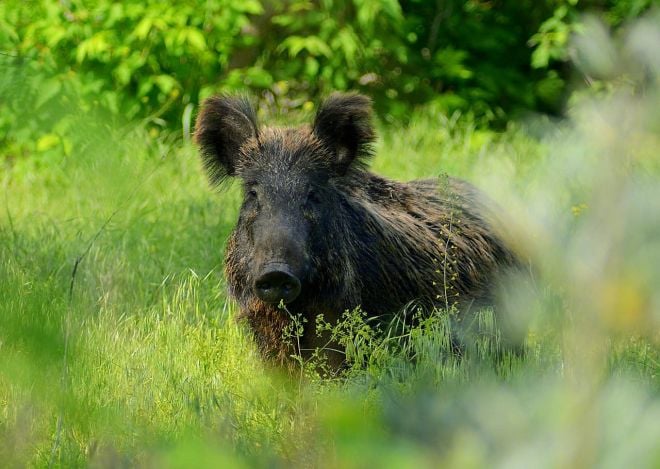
(2, 17, 660, 468)
(2, 95, 659, 467)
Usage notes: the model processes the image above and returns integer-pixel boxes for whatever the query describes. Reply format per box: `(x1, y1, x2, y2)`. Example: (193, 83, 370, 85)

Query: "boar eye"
(246, 188, 258, 199)
(307, 189, 321, 205)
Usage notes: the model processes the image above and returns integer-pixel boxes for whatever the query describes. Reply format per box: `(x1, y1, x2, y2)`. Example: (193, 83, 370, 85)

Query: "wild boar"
(195, 93, 521, 369)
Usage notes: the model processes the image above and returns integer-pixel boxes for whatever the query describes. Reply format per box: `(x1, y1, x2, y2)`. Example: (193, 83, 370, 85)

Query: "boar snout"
(254, 263, 302, 305)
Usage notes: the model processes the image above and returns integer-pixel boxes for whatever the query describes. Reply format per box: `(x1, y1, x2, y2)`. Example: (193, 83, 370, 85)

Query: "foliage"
(1, 0, 655, 148)
(0, 1, 655, 169)
(530, 0, 656, 69)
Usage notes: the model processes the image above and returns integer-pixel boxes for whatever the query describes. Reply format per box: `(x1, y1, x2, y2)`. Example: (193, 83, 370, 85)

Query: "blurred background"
(1, 1, 660, 467)
(1, 0, 656, 142)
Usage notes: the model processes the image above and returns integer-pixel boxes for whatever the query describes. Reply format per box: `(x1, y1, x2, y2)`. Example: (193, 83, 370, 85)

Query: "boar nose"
(254, 266, 301, 305)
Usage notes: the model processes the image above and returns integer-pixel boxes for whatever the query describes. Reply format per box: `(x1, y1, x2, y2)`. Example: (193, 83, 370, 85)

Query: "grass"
(2, 59, 660, 467)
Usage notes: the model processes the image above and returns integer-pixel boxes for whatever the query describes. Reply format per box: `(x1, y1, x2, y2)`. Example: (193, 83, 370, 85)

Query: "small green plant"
(434, 172, 462, 313)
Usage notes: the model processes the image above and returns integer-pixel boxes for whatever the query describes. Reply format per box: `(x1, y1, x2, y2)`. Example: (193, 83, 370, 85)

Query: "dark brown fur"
(195, 93, 520, 368)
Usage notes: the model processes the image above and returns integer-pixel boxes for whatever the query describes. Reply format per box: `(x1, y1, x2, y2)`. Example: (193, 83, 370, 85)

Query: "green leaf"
(279, 36, 332, 58)
(75, 31, 111, 62)
(237, 0, 264, 14)
(36, 133, 59, 152)
(244, 67, 273, 88)
(114, 63, 132, 86)
(138, 80, 154, 97)
(153, 74, 179, 95)
(185, 28, 206, 51)
(134, 17, 153, 40)
(531, 46, 551, 69)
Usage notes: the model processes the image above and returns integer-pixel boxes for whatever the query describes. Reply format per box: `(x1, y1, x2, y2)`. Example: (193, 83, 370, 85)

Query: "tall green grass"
(2, 16, 660, 467)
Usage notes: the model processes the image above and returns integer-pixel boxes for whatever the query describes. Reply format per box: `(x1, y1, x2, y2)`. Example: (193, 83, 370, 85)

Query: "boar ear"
(194, 95, 258, 185)
(313, 93, 375, 174)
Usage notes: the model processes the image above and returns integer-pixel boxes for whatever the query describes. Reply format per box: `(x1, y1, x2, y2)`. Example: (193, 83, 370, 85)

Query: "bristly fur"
(194, 95, 258, 186)
(313, 92, 375, 174)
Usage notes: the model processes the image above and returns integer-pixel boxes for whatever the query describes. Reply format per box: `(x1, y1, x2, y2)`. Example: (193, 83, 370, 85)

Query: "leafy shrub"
(0, 0, 656, 165)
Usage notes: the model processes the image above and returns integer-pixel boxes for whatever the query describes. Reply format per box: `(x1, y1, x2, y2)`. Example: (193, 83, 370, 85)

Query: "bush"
(0, 0, 656, 166)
